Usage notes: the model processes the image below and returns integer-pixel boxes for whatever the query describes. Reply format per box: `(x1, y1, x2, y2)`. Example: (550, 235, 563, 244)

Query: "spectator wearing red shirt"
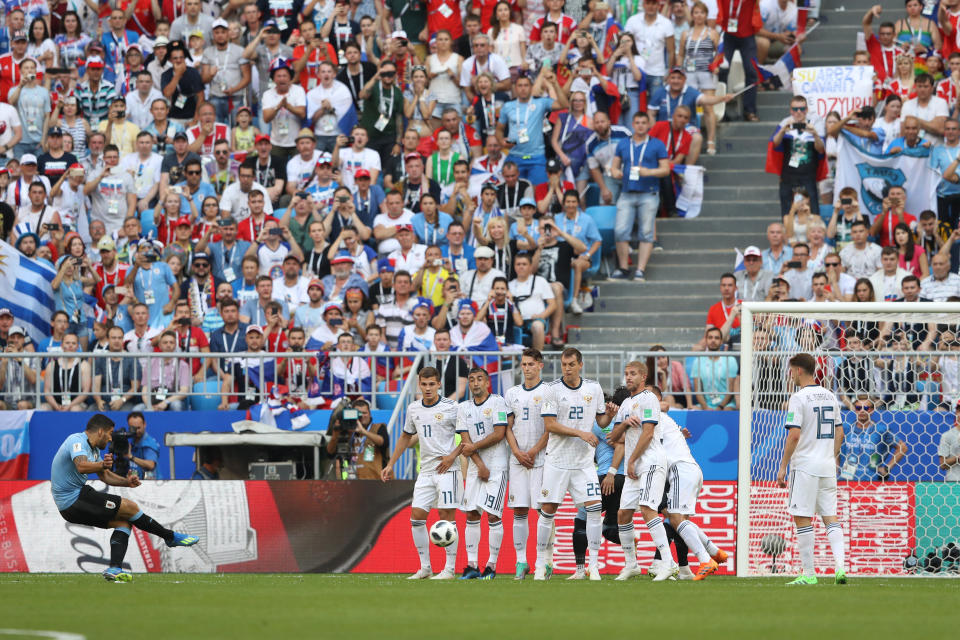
(263, 300, 290, 352)
(95, 237, 130, 308)
(862, 6, 905, 90)
(292, 21, 338, 91)
(534, 159, 575, 214)
(0, 30, 29, 103)
(717, 0, 763, 121)
(418, 111, 483, 159)
(122, 0, 159, 37)
(157, 299, 211, 380)
(430, 0, 464, 40)
(705, 272, 742, 348)
(529, 0, 577, 44)
(870, 185, 917, 247)
(237, 191, 281, 242)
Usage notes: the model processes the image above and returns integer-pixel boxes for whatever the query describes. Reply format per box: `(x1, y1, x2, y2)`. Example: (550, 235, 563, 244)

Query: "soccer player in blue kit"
(50, 414, 199, 582)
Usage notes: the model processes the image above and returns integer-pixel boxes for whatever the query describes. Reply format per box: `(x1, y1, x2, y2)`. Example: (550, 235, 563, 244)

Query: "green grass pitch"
(0, 574, 957, 639)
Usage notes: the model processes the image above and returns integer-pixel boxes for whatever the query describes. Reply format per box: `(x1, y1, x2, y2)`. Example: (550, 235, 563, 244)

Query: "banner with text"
(793, 65, 874, 119)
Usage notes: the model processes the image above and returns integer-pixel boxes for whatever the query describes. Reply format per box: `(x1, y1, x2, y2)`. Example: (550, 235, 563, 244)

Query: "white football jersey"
(542, 378, 606, 470)
(457, 394, 511, 472)
(659, 413, 696, 466)
(784, 385, 842, 477)
(616, 390, 668, 471)
(505, 381, 548, 467)
(403, 396, 459, 473)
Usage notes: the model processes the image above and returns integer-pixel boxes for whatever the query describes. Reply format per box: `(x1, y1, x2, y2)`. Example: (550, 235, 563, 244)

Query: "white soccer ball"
(429, 520, 458, 548)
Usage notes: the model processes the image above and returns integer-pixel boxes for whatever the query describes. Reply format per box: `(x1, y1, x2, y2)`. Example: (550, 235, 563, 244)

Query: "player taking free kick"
(777, 353, 848, 586)
(382, 367, 462, 580)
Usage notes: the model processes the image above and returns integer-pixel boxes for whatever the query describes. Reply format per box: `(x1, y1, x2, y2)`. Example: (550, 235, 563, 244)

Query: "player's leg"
(636, 465, 676, 581)
(408, 472, 437, 579)
(787, 469, 818, 585)
(109, 497, 198, 548)
(479, 471, 507, 578)
(534, 464, 565, 579)
(434, 468, 462, 578)
(600, 473, 623, 544)
(570, 468, 603, 580)
(571, 506, 588, 579)
(616, 472, 643, 579)
(665, 519, 690, 579)
(666, 463, 718, 580)
(819, 476, 846, 584)
(461, 471, 483, 578)
(509, 463, 532, 578)
(60, 487, 135, 582)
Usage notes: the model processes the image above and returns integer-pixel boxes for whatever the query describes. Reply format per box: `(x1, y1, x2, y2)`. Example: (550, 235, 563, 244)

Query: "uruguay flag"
(0, 411, 30, 479)
(0, 241, 55, 345)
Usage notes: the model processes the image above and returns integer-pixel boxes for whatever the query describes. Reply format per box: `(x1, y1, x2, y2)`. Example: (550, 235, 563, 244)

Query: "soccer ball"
(429, 520, 458, 548)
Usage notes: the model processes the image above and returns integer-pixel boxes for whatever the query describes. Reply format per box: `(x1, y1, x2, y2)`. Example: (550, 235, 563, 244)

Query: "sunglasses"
(380, 71, 396, 77)
(854, 404, 874, 411)
(825, 262, 840, 267)
(791, 106, 807, 112)
(185, 170, 201, 175)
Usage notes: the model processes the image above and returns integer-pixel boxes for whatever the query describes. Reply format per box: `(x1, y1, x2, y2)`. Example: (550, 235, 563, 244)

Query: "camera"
(793, 122, 806, 131)
(110, 429, 131, 477)
(347, 135, 355, 145)
(72, 257, 83, 266)
(46, 223, 60, 231)
(329, 317, 344, 327)
(432, 259, 443, 267)
(787, 260, 802, 269)
(840, 197, 852, 205)
(337, 195, 350, 203)
(268, 227, 283, 236)
(177, 317, 191, 326)
(295, 190, 309, 198)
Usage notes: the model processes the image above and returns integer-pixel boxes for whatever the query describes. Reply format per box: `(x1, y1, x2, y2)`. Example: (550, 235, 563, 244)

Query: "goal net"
(738, 302, 960, 577)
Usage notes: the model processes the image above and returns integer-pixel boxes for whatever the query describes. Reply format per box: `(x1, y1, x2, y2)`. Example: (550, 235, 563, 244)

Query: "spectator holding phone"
(869, 184, 917, 248)
(773, 95, 824, 217)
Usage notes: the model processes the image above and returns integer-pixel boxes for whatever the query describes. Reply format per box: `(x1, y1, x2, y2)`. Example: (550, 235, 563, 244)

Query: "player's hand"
(877, 464, 889, 479)
(436, 455, 454, 474)
(626, 460, 639, 481)
(461, 442, 477, 457)
(127, 473, 141, 488)
(513, 449, 533, 468)
(601, 472, 615, 495)
(622, 415, 641, 428)
(580, 431, 599, 447)
(681, 427, 692, 439)
(776, 469, 787, 488)
(101, 453, 114, 469)
(380, 464, 394, 482)
(477, 464, 490, 482)
(604, 401, 618, 417)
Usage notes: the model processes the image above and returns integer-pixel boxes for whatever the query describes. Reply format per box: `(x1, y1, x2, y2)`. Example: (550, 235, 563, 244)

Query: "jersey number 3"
(812, 406, 835, 440)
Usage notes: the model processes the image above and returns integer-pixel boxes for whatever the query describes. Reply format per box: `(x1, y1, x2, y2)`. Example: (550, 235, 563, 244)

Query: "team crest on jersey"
(533, 396, 541, 403)
(541, 489, 549, 497)
(105, 500, 116, 509)
(483, 408, 492, 417)
(584, 395, 592, 403)
(435, 413, 443, 421)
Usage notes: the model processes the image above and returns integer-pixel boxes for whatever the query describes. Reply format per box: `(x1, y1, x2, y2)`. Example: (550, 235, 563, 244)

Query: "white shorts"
(622, 465, 667, 511)
(788, 469, 837, 518)
(461, 469, 508, 517)
(411, 468, 462, 512)
(508, 463, 544, 509)
(666, 461, 703, 516)
(541, 463, 601, 506)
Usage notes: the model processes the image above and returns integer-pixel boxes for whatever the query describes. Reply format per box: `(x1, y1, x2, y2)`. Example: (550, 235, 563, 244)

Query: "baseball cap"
(474, 246, 495, 259)
(68, 163, 85, 176)
(187, 28, 205, 40)
(263, 18, 280, 31)
(173, 131, 189, 141)
(255, 133, 271, 144)
(355, 168, 371, 179)
(154, 36, 170, 47)
(457, 299, 478, 315)
(245, 325, 263, 335)
(212, 18, 229, 29)
(545, 158, 562, 173)
(126, 43, 142, 54)
(20, 154, 37, 165)
(392, 30, 408, 40)
(669, 66, 686, 76)
(97, 237, 116, 252)
(12, 30, 27, 42)
(85, 55, 105, 69)
(295, 128, 315, 142)
(743, 245, 762, 258)
(48, 126, 64, 136)
(7, 326, 24, 336)
(0, 308, 12, 318)
(395, 224, 414, 233)
(283, 253, 302, 264)
(519, 197, 536, 208)
(308, 278, 324, 290)
(316, 151, 333, 165)
(237, 105, 252, 115)
(403, 152, 422, 163)
(323, 301, 343, 314)
(192, 251, 211, 264)
(88, 41, 104, 52)
(331, 253, 354, 265)
(269, 57, 291, 76)
(377, 258, 395, 272)
(175, 215, 192, 227)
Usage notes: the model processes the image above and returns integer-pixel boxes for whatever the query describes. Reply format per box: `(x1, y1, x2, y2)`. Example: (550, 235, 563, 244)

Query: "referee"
(50, 414, 200, 582)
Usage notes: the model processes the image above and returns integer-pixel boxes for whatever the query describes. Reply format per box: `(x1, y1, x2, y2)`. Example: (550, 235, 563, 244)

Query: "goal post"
(737, 301, 960, 578)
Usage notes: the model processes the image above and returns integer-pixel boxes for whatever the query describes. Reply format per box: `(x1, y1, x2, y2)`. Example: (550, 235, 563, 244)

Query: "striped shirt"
(75, 80, 118, 128)
(921, 273, 960, 302)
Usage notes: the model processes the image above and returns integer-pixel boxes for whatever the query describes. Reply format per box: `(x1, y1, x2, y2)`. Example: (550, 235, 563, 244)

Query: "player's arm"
(97, 467, 141, 487)
(595, 400, 618, 427)
(471, 424, 507, 451)
(73, 454, 110, 475)
(777, 426, 801, 487)
(381, 430, 414, 481)
(505, 412, 532, 467)
(834, 423, 845, 462)
(625, 422, 656, 479)
(543, 414, 599, 445)
(458, 428, 489, 479)
(883, 437, 909, 475)
(602, 442, 624, 495)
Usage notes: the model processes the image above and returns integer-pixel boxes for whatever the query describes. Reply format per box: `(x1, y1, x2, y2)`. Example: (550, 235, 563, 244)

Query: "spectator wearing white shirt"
(125, 71, 165, 129)
(508, 252, 556, 352)
(781, 241, 814, 301)
(284, 129, 322, 197)
(220, 163, 274, 221)
(332, 127, 381, 190)
(306, 61, 356, 152)
(387, 225, 427, 274)
(922, 252, 960, 301)
(120, 131, 163, 213)
(756, 0, 797, 64)
(870, 246, 913, 301)
(372, 190, 415, 254)
(272, 254, 311, 314)
(459, 34, 512, 101)
(902, 73, 949, 145)
(261, 60, 308, 158)
(462, 245, 506, 303)
(840, 220, 882, 279)
(624, 0, 675, 93)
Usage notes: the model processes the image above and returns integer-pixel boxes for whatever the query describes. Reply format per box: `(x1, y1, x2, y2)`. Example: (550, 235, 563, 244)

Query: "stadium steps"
(569, 12, 855, 351)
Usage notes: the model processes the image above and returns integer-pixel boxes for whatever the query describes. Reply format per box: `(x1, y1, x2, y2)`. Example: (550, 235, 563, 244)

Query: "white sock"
(535, 510, 555, 570)
(646, 516, 673, 562)
(547, 519, 557, 561)
(698, 529, 720, 557)
(445, 533, 458, 572)
(585, 504, 602, 569)
(465, 519, 481, 567)
(513, 513, 528, 563)
(488, 520, 503, 567)
(619, 522, 636, 568)
(411, 520, 430, 570)
(676, 520, 711, 564)
(826, 522, 845, 573)
(796, 525, 815, 576)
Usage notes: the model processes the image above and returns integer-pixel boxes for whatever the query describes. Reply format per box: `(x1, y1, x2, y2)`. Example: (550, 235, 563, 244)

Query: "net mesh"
(745, 309, 960, 577)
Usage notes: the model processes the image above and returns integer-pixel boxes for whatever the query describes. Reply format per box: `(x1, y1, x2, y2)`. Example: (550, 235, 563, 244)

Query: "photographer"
(869, 184, 917, 248)
(125, 412, 160, 480)
(773, 96, 824, 218)
(325, 397, 388, 479)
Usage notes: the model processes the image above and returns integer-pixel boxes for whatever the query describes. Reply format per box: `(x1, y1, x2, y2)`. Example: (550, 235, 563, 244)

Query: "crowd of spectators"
(0, 0, 763, 411)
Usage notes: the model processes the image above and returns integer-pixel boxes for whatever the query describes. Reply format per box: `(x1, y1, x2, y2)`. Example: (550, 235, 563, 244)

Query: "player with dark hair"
(50, 414, 199, 582)
(382, 367, 463, 580)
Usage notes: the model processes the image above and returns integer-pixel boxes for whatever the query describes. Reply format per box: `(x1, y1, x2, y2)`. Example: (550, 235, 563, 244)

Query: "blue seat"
(375, 380, 400, 412)
(583, 183, 601, 208)
(191, 379, 221, 411)
(585, 205, 617, 253)
(140, 208, 157, 238)
(819, 203, 833, 225)
(273, 207, 287, 220)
